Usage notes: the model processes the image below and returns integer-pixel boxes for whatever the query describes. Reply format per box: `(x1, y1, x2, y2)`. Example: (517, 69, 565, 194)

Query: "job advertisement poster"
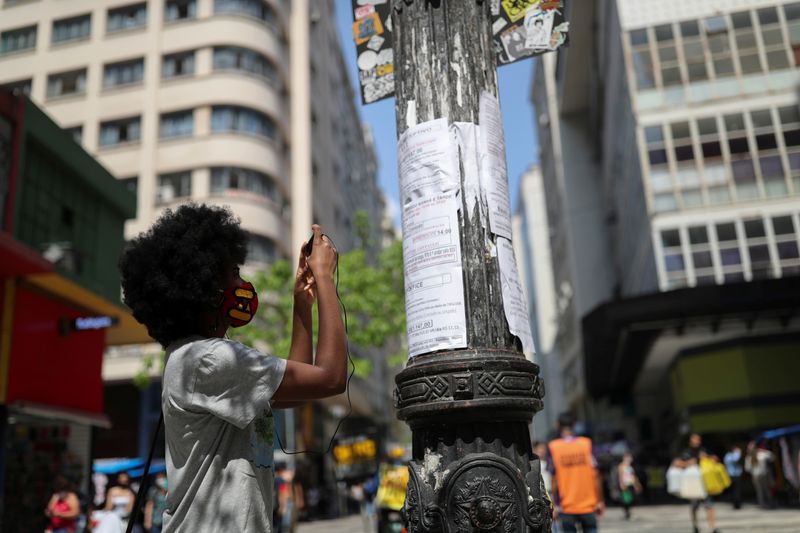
(478, 91, 513, 239)
(397, 118, 460, 203)
(401, 193, 468, 358)
(496, 237, 535, 355)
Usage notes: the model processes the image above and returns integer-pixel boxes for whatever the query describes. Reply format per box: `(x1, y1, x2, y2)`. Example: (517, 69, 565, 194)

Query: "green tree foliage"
(232, 238, 406, 377)
(135, 213, 406, 387)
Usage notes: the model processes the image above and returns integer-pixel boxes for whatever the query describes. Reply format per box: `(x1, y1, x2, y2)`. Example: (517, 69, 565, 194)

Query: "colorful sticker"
(501, 0, 541, 23)
(353, 12, 383, 45)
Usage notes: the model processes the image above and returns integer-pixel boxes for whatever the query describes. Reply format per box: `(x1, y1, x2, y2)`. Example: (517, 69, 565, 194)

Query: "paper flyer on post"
(401, 193, 468, 358)
(451, 121, 483, 222)
(397, 118, 460, 204)
(496, 237, 535, 355)
(478, 91, 513, 239)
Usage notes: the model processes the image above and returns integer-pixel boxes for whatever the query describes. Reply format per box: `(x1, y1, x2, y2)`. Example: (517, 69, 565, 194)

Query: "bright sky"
(333, 0, 540, 227)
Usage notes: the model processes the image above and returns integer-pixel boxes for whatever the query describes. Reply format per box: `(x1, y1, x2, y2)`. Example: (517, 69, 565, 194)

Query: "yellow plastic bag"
(700, 457, 731, 496)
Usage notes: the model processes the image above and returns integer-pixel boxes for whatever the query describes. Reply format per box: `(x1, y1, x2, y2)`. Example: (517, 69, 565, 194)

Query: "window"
(724, 112, 758, 200)
(162, 50, 195, 78)
(785, 2, 800, 65)
(644, 125, 673, 205)
(704, 16, 735, 78)
(772, 215, 800, 275)
(107, 3, 147, 33)
(157, 171, 192, 203)
(743, 218, 773, 279)
(99, 116, 141, 147)
(629, 29, 655, 90)
(52, 14, 91, 44)
(715, 222, 745, 282)
(165, 0, 197, 21)
(0, 78, 32, 96)
(1, 25, 36, 54)
(654, 23, 681, 87)
(47, 69, 87, 98)
(212, 46, 278, 84)
(210, 166, 280, 203)
(247, 233, 278, 264)
(679, 20, 708, 82)
(688, 225, 716, 285)
(159, 110, 194, 138)
(661, 229, 686, 288)
(697, 117, 729, 202)
(65, 125, 82, 143)
(750, 109, 787, 197)
(756, 7, 791, 71)
(211, 106, 276, 139)
(214, 0, 277, 26)
(103, 58, 144, 88)
(779, 105, 800, 193)
(731, 10, 762, 75)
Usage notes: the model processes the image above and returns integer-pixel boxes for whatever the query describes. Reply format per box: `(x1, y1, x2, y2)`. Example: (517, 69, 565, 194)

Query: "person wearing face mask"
(118, 204, 346, 533)
(144, 473, 169, 533)
(104, 473, 136, 527)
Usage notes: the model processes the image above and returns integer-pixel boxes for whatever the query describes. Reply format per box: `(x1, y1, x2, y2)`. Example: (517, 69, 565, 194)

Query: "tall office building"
(0, 0, 387, 460)
(529, 0, 800, 448)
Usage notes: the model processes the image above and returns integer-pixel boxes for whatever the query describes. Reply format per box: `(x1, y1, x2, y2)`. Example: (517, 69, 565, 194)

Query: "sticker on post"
(478, 92, 513, 239)
(402, 193, 468, 358)
(398, 118, 460, 204)
(496, 237, 535, 355)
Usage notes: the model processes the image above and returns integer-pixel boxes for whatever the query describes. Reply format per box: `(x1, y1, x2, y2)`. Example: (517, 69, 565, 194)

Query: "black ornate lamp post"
(391, 1, 550, 531)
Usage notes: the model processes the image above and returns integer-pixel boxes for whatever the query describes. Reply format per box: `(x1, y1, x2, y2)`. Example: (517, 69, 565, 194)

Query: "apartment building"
(528, 0, 800, 449)
(0, 0, 387, 466)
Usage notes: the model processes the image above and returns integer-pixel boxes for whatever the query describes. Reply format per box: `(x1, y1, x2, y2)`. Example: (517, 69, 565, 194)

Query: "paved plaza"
(297, 504, 800, 533)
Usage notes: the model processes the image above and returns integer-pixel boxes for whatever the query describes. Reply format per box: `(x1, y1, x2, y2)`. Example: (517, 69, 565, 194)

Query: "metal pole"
(392, 1, 549, 531)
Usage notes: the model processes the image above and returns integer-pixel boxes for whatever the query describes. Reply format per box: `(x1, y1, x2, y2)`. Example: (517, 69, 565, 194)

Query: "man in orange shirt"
(548, 413, 605, 533)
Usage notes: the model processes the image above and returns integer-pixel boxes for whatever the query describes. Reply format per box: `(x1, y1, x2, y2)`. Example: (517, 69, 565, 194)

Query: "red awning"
(0, 231, 53, 277)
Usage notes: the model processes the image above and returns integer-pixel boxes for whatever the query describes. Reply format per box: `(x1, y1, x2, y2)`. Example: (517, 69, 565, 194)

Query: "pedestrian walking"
(144, 473, 168, 533)
(617, 453, 642, 520)
(533, 441, 553, 495)
(45, 475, 80, 533)
(104, 472, 135, 530)
(723, 445, 743, 510)
(118, 204, 346, 533)
(671, 433, 721, 533)
(548, 413, 605, 533)
(745, 441, 774, 509)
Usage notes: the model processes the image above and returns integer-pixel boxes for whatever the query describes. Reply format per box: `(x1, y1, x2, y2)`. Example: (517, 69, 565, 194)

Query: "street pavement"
(297, 504, 800, 532)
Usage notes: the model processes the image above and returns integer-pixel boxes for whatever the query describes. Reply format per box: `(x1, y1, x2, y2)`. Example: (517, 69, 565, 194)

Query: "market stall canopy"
(10, 401, 111, 428)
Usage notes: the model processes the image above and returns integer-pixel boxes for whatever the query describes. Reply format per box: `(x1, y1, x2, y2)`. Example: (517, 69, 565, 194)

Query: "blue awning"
(93, 458, 144, 475)
(128, 460, 166, 477)
(760, 424, 800, 440)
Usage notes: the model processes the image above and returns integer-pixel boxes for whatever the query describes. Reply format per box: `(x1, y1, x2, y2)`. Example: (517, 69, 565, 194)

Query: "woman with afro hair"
(118, 203, 345, 532)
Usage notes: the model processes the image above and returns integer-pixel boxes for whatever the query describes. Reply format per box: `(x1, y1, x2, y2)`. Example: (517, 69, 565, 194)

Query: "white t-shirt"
(161, 336, 287, 532)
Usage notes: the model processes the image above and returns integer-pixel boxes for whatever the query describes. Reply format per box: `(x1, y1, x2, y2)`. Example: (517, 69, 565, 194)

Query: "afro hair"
(119, 203, 248, 347)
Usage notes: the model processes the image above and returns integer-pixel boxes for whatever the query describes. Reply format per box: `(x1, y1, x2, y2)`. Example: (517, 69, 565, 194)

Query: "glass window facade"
(107, 3, 147, 33)
(46, 69, 87, 98)
(658, 211, 800, 287)
(211, 106, 276, 139)
(162, 50, 195, 78)
(52, 14, 91, 44)
(157, 171, 192, 203)
(103, 58, 144, 88)
(99, 116, 141, 147)
(165, 0, 197, 22)
(1, 25, 36, 54)
(628, 3, 800, 92)
(642, 103, 800, 212)
(212, 46, 278, 84)
(210, 166, 281, 203)
(214, 0, 277, 26)
(159, 110, 194, 139)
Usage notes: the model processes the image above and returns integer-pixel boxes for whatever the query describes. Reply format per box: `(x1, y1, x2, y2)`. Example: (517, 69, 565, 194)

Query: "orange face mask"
(220, 281, 259, 327)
